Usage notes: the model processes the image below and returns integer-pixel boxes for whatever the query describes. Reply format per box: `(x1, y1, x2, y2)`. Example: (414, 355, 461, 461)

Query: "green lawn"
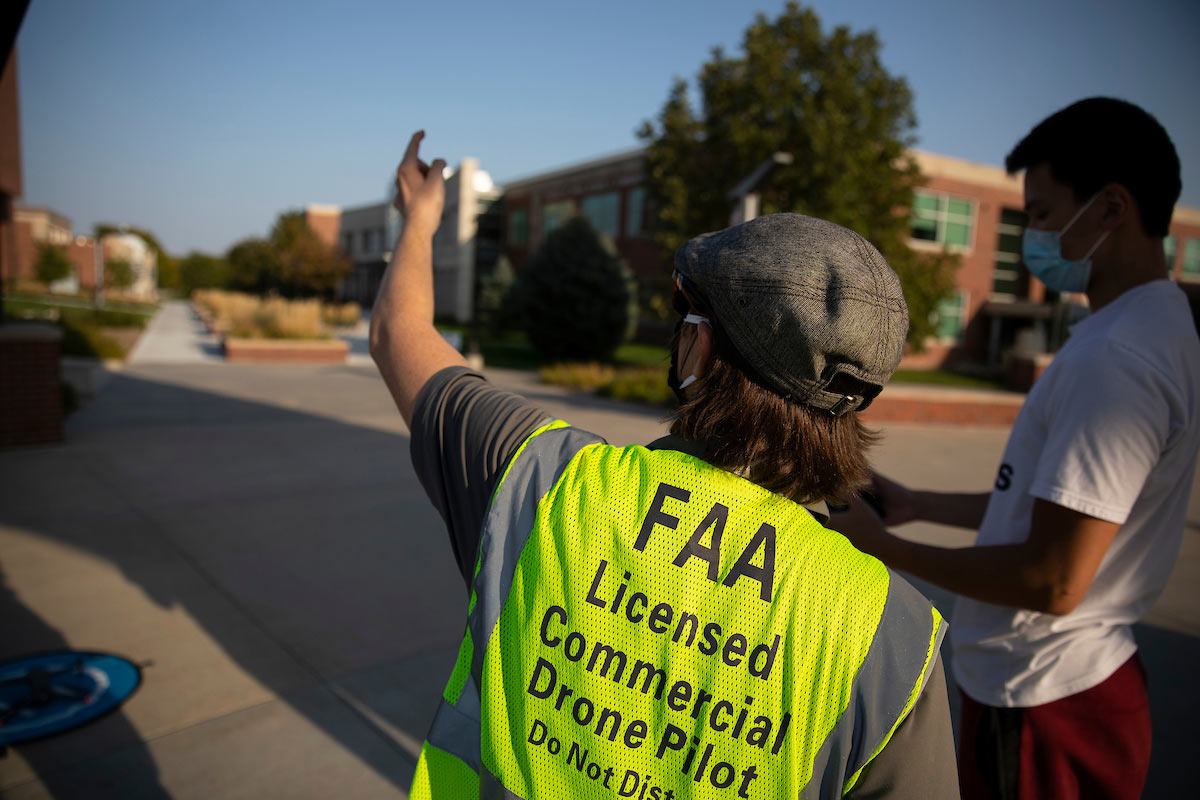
(4, 295, 150, 360)
(5, 295, 158, 328)
(446, 329, 1006, 397)
(891, 369, 1006, 391)
(439, 328, 670, 371)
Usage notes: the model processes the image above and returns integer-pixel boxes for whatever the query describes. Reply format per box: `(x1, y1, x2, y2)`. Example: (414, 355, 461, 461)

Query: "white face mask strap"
(676, 314, 710, 392)
(1083, 229, 1110, 260)
(1061, 192, 1101, 235)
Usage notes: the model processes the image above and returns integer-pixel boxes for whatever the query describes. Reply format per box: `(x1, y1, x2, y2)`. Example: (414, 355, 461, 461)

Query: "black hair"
(1005, 97, 1180, 237)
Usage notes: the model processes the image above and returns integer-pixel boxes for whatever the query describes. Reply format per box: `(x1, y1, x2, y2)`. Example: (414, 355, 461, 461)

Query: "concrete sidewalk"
(127, 301, 223, 365)
(1, 362, 1196, 798)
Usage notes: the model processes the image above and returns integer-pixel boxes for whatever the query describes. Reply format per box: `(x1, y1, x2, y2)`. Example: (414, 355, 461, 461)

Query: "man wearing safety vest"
(370, 130, 959, 799)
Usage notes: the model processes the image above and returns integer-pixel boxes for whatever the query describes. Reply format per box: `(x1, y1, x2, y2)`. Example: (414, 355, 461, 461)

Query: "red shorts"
(958, 653, 1151, 800)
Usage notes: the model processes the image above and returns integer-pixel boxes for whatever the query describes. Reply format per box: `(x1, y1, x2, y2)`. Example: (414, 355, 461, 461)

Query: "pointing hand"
(394, 130, 447, 234)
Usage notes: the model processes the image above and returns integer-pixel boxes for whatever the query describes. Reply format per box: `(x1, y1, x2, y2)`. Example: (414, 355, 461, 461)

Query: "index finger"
(402, 130, 425, 165)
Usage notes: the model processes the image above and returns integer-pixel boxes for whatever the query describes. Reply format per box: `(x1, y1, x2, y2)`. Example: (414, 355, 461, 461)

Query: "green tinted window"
(581, 192, 620, 238)
(1183, 238, 1200, 278)
(625, 187, 645, 237)
(911, 217, 938, 241)
(934, 292, 966, 341)
(910, 191, 974, 249)
(509, 209, 528, 246)
(913, 192, 940, 213)
(946, 198, 973, 218)
(993, 207, 1028, 299)
(945, 223, 971, 247)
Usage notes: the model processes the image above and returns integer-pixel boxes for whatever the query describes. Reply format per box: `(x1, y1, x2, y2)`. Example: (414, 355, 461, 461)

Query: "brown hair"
(668, 342, 878, 506)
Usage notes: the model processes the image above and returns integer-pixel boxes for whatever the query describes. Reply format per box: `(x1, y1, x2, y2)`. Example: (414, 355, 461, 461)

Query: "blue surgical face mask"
(1022, 193, 1109, 293)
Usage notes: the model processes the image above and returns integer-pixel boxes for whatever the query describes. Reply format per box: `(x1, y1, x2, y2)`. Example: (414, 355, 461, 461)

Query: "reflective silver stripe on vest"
(425, 677, 520, 794)
(426, 693, 482, 772)
(467, 426, 604, 684)
(480, 770, 524, 800)
(802, 572, 947, 799)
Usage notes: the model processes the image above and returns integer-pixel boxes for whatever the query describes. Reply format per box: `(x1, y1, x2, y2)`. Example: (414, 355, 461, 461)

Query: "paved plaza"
(1, 303, 1197, 798)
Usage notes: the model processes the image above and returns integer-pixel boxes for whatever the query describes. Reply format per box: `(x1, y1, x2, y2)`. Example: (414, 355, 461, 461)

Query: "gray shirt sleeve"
(846, 653, 960, 799)
(410, 366, 551, 587)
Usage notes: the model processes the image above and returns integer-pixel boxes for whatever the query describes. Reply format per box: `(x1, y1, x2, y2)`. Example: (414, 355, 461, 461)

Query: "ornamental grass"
(193, 290, 337, 340)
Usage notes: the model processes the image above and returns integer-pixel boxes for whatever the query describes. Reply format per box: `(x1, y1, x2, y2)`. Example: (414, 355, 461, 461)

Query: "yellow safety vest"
(411, 421, 945, 799)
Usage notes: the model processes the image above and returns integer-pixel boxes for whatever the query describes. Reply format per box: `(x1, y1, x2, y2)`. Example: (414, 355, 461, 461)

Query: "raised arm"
(370, 131, 469, 427)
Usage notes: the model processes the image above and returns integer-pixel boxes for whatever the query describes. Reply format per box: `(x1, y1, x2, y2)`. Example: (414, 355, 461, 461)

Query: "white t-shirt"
(951, 279, 1200, 707)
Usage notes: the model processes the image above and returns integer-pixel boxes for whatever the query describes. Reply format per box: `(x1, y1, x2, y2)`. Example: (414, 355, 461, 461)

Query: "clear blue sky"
(16, 0, 1200, 255)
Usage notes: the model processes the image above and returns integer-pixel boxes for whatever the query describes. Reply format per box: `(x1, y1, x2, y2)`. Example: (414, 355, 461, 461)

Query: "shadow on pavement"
(0, 566, 171, 799)
(2, 366, 1195, 797)
(0, 369, 467, 797)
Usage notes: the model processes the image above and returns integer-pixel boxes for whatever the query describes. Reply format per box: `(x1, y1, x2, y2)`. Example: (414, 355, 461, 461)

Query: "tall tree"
(33, 243, 72, 284)
(226, 237, 280, 295)
(521, 217, 638, 363)
(269, 211, 350, 298)
(178, 252, 229, 296)
(638, 2, 957, 347)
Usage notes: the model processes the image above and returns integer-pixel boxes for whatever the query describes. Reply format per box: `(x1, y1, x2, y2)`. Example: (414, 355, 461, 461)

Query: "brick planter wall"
(0, 324, 64, 447)
(223, 337, 348, 364)
(859, 385, 1025, 427)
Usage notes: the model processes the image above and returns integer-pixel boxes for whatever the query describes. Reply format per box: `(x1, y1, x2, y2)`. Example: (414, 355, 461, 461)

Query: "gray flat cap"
(674, 213, 908, 414)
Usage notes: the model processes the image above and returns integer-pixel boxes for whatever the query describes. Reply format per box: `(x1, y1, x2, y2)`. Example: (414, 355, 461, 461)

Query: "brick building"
(502, 148, 660, 297)
(307, 158, 503, 323)
(0, 43, 22, 289)
(11, 205, 77, 291)
(498, 147, 1200, 366)
(316, 200, 391, 309)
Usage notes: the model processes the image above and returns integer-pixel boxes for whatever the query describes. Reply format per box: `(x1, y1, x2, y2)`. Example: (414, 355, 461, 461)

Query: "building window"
(993, 208, 1027, 299)
(933, 290, 969, 342)
(911, 190, 975, 249)
(542, 200, 575, 237)
(581, 192, 620, 238)
(362, 230, 372, 253)
(625, 187, 645, 238)
(1182, 238, 1200, 280)
(342, 233, 353, 255)
(1164, 234, 1177, 272)
(509, 208, 528, 246)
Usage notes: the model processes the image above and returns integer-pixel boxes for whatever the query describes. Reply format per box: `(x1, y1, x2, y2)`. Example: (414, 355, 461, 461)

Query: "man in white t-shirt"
(829, 97, 1200, 799)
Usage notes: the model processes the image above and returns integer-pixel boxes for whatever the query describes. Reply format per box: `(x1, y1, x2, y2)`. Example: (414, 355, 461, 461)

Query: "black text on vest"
(634, 482, 777, 604)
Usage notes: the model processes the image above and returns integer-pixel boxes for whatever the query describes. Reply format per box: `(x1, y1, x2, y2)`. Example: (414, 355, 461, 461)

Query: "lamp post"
(727, 152, 794, 226)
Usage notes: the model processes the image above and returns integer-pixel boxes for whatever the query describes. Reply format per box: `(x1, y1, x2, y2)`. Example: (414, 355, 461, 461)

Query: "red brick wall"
(918, 173, 1031, 364)
(0, 326, 64, 447)
(0, 194, 15, 284)
(305, 208, 341, 249)
(0, 47, 21, 199)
